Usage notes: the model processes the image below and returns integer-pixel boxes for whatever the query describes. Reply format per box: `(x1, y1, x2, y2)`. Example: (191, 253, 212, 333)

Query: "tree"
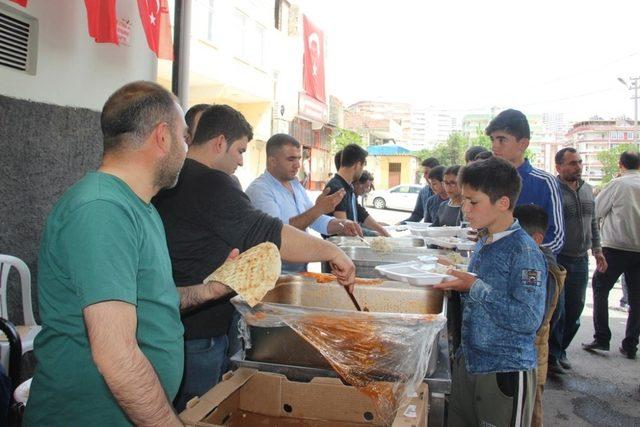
(414, 132, 475, 166)
(470, 126, 491, 150)
(597, 143, 635, 184)
(331, 128, 363, 154)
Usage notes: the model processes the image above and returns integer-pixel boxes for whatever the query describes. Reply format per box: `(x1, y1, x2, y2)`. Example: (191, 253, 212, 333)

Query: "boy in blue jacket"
(435, 157, 547, 427)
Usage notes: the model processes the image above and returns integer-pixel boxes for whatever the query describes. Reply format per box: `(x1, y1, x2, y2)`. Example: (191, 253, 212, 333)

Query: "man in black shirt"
(329, 147, 389, 237)
(153, 105, 355, 410)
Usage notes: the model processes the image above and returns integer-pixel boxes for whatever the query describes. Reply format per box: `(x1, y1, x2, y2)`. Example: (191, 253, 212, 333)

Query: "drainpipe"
(172, 0, 192, 110)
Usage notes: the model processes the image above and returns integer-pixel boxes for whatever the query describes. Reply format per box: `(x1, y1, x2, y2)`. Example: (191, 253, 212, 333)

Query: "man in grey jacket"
(549, 148, 606, 373)
(583, 151, 640, 359)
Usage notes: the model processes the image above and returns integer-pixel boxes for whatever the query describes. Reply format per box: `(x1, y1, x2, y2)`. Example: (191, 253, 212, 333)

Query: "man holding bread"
(152, 104, 356, 410)
(25, 82, 238, 426)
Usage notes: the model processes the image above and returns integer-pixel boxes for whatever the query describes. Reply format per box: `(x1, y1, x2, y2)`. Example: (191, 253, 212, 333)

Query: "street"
(324, 200, 640, 425)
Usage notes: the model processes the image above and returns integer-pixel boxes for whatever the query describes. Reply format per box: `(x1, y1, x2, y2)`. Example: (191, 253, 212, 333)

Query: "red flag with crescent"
(302, 15, 326, 103)
(137, 0, 173, 60)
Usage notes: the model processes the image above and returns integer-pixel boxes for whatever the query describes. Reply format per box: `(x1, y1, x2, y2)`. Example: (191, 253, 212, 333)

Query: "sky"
(297, 0, 640, 122)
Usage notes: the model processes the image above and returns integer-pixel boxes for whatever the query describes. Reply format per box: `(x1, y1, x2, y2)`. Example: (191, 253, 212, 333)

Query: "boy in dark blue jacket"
(435, 157, 547, 427)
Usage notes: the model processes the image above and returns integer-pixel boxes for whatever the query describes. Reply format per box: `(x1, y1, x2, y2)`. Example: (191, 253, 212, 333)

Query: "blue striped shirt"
(516, 159, 565, 255)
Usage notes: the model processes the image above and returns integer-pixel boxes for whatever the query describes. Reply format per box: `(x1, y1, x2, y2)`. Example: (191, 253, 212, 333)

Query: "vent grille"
(0, 5, 37, 74)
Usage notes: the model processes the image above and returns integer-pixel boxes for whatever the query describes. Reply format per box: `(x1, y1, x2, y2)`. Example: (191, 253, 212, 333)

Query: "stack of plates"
(375, 261, 453, 286)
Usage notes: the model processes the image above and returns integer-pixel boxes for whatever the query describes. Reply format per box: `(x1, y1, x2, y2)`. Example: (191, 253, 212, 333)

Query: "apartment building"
(565, 118, 638, 184)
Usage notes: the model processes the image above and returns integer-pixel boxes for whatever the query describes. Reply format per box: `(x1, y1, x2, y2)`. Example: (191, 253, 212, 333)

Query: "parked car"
(365, 184, 422, 211)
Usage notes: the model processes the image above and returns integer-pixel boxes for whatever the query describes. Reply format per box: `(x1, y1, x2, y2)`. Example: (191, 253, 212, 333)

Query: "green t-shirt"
(24, 172, 184, 426)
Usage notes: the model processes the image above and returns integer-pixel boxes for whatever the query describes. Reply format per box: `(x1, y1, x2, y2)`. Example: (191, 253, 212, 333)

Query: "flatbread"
(204, 242, 281, 307)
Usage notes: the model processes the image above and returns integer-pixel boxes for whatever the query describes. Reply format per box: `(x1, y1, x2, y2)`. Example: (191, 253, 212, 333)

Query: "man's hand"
(335, 219, 363, 237)
(594, 250, 608, 273)
(179, 248, 239, 311)
(315, 187, 345, 214)
(436, 257, 454, 267)
(225, 248, 240, 263)
(328, 249, 356, 293)
(433, 269, 477, 292)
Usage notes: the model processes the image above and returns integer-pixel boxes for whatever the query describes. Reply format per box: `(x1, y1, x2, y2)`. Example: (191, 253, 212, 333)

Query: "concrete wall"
(0, 0, 158, 321)
(0, 95, 101, 321)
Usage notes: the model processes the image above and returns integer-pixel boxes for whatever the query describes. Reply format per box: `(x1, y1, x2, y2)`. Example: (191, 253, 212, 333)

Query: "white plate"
(426, 236, 476, 251)
(417, 255, 438, 264)
(406, 222, 432, 229)
(421, 226, 461, 238)
(375, 262, 453, 286)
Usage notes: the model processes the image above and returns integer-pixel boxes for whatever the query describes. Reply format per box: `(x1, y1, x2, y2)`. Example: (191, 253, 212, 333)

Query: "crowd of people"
(6, 80, 637, 426)
(405, 109, 639, 426)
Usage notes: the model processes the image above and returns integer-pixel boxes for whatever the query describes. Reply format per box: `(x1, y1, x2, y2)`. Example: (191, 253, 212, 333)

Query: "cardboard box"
(180, 368, 428, 427)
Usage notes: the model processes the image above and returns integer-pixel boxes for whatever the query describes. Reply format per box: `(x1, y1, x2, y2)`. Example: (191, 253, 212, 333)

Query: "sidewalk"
(543, 261, 640, 426)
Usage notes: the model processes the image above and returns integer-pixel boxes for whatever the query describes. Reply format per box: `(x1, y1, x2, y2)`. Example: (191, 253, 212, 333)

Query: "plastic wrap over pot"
(232, 296, 446, 424)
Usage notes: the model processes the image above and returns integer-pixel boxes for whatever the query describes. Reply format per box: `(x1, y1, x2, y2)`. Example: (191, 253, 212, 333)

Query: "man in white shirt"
(246, 134, 361, 272)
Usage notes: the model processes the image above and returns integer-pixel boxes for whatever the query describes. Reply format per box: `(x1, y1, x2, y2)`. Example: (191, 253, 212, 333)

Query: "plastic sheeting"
(232, 297, 446, 423)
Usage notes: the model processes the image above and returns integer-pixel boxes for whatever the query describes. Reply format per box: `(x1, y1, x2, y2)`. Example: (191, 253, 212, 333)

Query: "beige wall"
(369, 155, 419, 190)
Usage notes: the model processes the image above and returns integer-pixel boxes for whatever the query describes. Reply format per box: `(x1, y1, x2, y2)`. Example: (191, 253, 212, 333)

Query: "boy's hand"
(433, 269, 477, 292)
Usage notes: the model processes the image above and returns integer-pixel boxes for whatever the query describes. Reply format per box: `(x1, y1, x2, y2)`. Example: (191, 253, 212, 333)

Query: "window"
(252, 24, 265, 67)
(275, 0, 290, 32)
(393, 186, 410, 194)
(232, 10, 248, 59)
(409, 186, 421, 194)
(194, 0, 218, 43)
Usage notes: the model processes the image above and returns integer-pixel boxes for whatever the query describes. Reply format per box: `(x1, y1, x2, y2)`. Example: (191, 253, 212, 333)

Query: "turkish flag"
(137, 0, 173, 60)
(302, 15, 326, 103)
(9, 0, 28, 7)
(84, 0, 119, 44)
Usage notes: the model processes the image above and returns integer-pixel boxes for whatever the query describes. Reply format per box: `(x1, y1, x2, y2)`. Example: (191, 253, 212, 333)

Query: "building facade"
(565, 118, 638, 184)
(158, 0, 332, 190)
(409, 107, 458, 151)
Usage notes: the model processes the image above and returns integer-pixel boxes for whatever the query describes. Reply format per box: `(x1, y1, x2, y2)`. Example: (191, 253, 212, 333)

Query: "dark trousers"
(173, 335, 229, 412)
(592, 247, 640, 351)
(549, 254, 589, 360)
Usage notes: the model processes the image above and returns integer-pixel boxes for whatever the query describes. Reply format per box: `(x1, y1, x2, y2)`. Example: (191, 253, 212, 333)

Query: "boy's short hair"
(620, 151, 640, 170)
(340, 144, 368, 167)
(334, 150, 342, 170)
(444, 165, 461, 177)
(459, 157, 522, 209)
(464, 146, 489, 164)
(358, 170, 374, 183)
(422, 157, 440, 168)
(513, 204, 549, 237)
(474, 151, 493, 161)
(428, 165, 445, 182)
(485, 109, 530, 140)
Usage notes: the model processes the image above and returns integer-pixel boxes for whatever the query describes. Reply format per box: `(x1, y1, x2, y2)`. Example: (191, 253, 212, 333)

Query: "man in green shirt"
(25, 81, 234, 426)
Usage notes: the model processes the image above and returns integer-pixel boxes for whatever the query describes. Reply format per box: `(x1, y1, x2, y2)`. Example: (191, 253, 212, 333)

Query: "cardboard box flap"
(179, 368, 258, 425)
(309, 376, 348, 385)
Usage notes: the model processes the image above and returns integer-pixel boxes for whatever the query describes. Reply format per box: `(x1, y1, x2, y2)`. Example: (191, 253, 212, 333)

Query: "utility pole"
(617, 76, 640, 150)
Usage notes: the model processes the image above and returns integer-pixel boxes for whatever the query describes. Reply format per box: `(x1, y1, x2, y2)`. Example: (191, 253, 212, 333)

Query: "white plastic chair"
(0, 255, 41, 374)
